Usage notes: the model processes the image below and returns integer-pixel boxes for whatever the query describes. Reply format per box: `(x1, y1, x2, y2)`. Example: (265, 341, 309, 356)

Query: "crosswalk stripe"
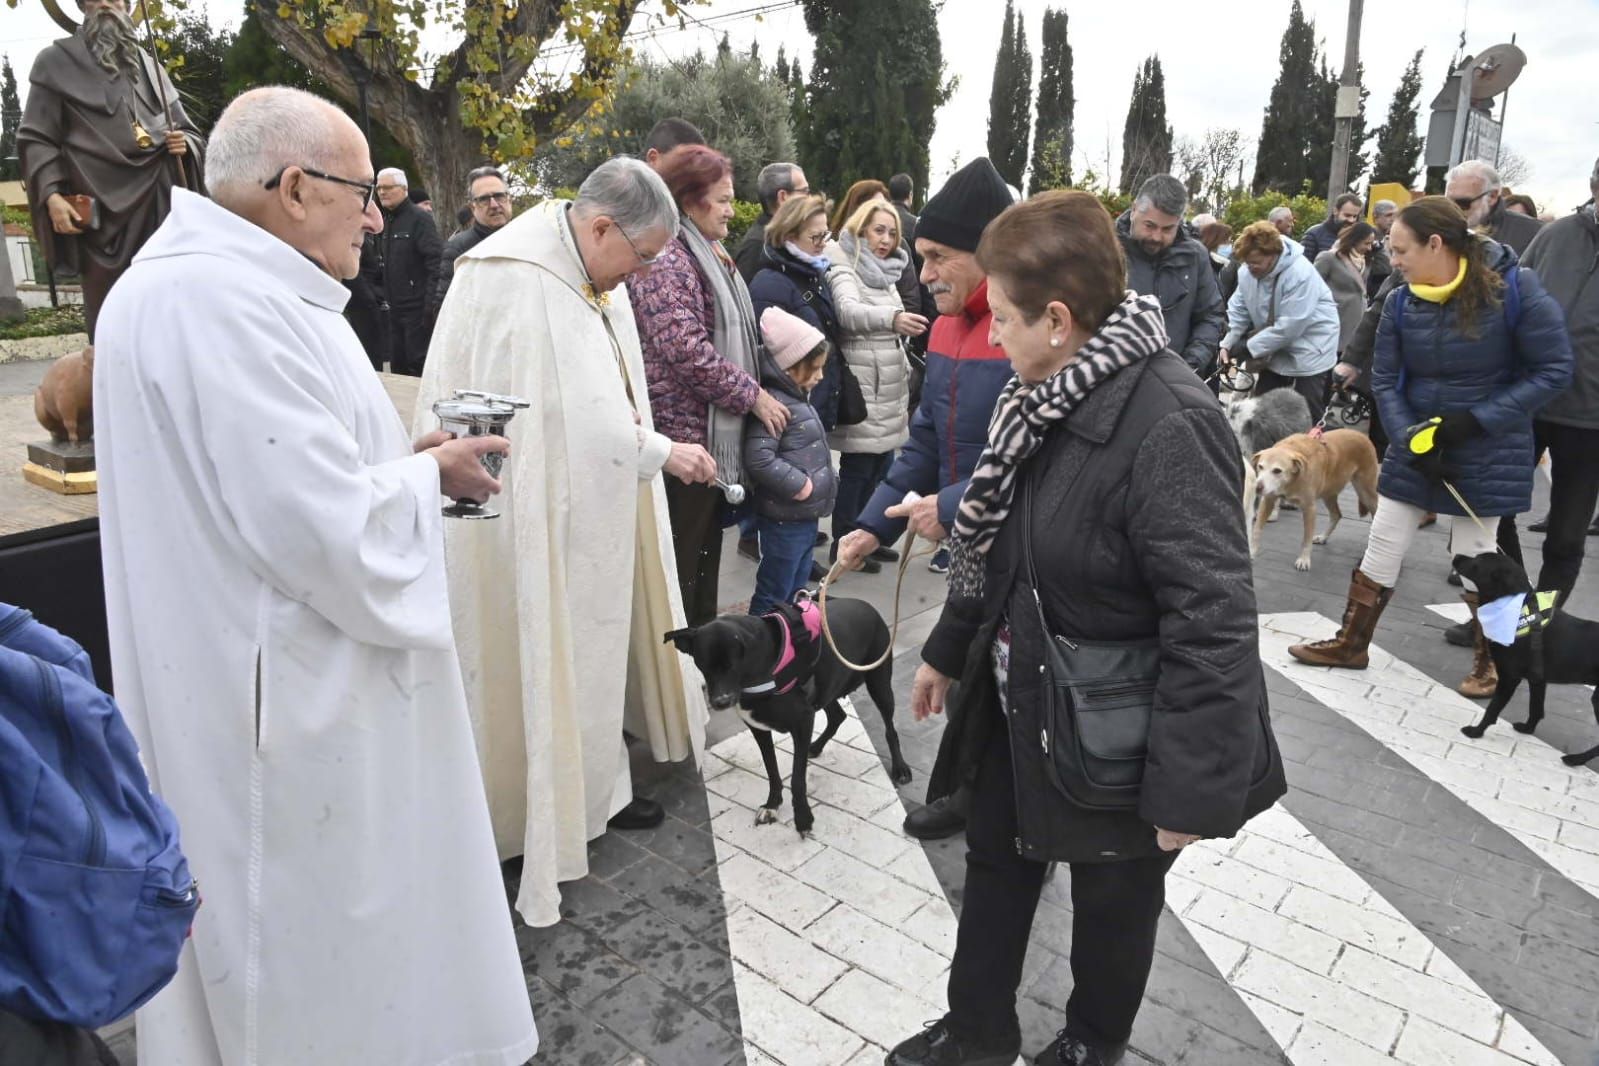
(703, 626, 1591, 1065)
(1261, 613, 1599, 902)
(1172, 804, 1561, 1064)
(703, 704, 955, 1066)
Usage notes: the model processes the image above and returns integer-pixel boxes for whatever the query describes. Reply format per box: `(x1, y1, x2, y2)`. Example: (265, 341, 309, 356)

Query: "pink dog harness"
(743, 598, 823, 697)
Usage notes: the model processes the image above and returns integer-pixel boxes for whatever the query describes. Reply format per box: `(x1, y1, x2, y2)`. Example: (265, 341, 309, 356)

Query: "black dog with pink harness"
(666, 594, 912, 836)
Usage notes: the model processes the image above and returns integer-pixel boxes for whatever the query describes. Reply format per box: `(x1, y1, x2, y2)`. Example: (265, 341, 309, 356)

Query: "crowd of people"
(8, 41, 1599, 1066)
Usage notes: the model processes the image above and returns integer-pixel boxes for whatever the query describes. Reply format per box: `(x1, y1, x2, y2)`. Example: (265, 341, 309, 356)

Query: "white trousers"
(1359, 495, 1499, 590)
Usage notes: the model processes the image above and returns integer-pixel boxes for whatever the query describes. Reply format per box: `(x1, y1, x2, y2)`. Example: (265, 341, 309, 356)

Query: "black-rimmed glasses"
(616, 223, 661, 267)
(471, 191, 512, 207)
(263, 166, 379, 211)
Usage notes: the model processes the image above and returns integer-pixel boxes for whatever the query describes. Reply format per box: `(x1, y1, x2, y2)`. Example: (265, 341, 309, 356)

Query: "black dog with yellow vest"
(1454, 551, 1599, 765)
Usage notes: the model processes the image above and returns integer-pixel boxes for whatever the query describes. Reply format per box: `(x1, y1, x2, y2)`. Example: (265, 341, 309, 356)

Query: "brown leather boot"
(1457, 592, 1499, 699)
(1289, 569, 1393, 669)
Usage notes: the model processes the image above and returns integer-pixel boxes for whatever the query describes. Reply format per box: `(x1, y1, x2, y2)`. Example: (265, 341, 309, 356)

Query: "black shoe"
(903, 788, 969, 840)
(815, 530, 830, 546)
(1034, 1031, 1123, 1066)
(928, 547, 950, 574)
(1528, 514, 1550, 533)
(872, 546, 902, 564)
(607, 797, 664, 831)
(886, 1019, 1021, 1065)
(738, 537, 761, 563)
(1447, 567, 1462, 587)
(810, 559, 835, 582)
(1590, 516, 1599, 536)
(1444, 619, 1473, 647)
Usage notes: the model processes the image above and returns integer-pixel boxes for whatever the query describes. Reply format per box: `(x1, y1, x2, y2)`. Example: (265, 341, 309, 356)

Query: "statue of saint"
(18, 0, 205, 340)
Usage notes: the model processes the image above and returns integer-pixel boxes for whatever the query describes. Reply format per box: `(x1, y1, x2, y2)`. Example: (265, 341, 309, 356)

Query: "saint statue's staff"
(136, 1, 187, 186)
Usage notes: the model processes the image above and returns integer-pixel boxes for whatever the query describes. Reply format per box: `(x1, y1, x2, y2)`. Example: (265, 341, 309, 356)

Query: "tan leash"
(1442, 479, 1497, 543)
(815, 493, 935, 672)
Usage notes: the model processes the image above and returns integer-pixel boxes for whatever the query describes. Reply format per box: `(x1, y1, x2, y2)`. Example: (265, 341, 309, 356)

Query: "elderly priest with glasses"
(416, 157, 714, 930)
(93, 86, 537, 1066)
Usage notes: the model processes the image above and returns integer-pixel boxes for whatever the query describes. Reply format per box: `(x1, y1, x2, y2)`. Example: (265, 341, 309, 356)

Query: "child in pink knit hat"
(744, 308, 839, 615)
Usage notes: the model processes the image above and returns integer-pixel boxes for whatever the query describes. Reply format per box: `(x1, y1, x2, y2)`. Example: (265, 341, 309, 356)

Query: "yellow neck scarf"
(1408, 256, 1468, 303)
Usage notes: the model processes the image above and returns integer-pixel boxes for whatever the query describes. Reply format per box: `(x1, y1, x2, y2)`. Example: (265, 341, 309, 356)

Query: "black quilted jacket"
(922, 351, 1286, 863)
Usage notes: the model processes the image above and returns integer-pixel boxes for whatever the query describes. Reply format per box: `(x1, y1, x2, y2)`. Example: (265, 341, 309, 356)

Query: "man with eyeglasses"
(92, 86, 537, 1066)
(733, 160, 810, 283)
(418, 156, 714, 930)
(1445, 159, 1544, 255)
(431, 165, 515, 316)
(363, 166, 443, 376)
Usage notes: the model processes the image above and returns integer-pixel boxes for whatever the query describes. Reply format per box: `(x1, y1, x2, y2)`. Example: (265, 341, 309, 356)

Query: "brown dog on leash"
(1250, 428, 1379, 571)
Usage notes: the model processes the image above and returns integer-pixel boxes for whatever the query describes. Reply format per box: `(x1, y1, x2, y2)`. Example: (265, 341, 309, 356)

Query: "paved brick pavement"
(103, 470, 1599, 1066)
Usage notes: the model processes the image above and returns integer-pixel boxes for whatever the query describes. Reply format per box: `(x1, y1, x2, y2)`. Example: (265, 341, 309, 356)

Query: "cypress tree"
(1252, 0, 1324, 194)
(798, 0, 950, 199)
(0, 57, 19, 182)
(1371, 50, 1426, 186)
(1028, 8, 1074, 195)
(1119, 55, 1173, 195)
(987, 0, 1032, 188)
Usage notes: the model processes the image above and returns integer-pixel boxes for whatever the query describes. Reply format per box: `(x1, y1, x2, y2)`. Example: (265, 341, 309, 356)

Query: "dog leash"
(815, 492, 934, 673)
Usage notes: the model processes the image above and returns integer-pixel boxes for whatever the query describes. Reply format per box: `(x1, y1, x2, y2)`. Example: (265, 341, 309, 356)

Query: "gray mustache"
(928, 283, 953, 296)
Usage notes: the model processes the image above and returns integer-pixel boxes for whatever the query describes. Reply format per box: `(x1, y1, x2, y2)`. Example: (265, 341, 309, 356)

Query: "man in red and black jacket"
(835, 157, 1015, 840)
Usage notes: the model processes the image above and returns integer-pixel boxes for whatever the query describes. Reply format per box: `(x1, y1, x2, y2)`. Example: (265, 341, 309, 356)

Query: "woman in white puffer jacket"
(824, 200, 929, 561)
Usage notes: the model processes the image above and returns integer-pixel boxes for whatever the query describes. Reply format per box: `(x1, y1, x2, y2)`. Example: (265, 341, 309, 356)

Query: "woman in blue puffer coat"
(1290, 196, 1572, 696)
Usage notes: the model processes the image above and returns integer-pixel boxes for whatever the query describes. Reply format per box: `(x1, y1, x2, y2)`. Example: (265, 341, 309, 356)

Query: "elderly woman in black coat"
(886, 191, 1285, 1066)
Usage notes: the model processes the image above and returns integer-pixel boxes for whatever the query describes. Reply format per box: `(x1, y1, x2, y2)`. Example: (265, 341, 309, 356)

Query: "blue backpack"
(0, 604, 198, 1029)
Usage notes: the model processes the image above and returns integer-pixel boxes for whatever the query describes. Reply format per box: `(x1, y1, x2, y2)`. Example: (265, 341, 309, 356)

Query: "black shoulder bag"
(1021, 477, 1161, 810)
(802, 275, 867, 426)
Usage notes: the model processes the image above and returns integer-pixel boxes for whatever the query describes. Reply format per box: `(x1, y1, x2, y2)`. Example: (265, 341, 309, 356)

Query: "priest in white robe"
(416, 157, 712, 928)
(94, 88, 537, 1065)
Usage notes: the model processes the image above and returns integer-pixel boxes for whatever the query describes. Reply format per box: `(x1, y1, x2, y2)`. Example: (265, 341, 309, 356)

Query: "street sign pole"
(1327, 0, 1365, 203)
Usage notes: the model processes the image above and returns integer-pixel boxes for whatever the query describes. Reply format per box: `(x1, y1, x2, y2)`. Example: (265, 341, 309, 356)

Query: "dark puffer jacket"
(743, 350, 838, 522)
(1371, 241, 1573, 516)
(855, 281, 1014, 541)
(749, 245, 844, 428)
(921, 351, 1285, 863)
(1115, 211, 1226, 372)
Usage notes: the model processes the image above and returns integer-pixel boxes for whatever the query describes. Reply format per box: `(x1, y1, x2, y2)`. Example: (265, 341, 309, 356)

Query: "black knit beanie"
(914, 157, 1014, 253)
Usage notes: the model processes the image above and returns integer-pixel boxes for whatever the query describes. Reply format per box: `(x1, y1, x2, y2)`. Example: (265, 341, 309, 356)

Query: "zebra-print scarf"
(946, 291, 1169, 601)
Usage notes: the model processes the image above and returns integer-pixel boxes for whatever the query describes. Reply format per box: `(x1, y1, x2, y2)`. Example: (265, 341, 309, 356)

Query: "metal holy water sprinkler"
(715, 479, 746, 505)
(430, 389, 530, 520)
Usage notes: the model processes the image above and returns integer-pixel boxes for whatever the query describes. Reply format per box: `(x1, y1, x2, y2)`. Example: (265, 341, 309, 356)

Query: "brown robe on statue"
(18, 36, 204, 340)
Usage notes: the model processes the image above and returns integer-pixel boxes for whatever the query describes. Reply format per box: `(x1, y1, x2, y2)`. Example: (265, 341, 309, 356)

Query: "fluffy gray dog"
(1225, 388, 1314, 527)
(1227, 388, 1315, 455)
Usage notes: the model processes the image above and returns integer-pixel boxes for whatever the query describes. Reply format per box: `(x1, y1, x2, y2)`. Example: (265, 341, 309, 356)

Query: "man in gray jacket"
(1448, 160, 1544, 255)
(1116, 174, 1226, 375)
(1515, 159, 1599, 604)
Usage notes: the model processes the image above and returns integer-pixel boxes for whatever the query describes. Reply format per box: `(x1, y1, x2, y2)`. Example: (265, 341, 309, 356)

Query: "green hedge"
(1221, 190, 1330, 241)
(0, 305, 87, 340)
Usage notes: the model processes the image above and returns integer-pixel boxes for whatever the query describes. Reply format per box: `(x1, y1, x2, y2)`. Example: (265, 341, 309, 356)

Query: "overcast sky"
(5, 0, 1595, 211)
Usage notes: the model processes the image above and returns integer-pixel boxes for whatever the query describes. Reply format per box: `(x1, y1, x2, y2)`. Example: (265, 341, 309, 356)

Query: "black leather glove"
(1411, 448, 1458, 487)
(1433, 411, 1484, 448)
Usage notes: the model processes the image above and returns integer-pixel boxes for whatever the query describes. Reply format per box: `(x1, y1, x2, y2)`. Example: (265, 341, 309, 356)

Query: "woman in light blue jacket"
(1218, 220, 1341, 415)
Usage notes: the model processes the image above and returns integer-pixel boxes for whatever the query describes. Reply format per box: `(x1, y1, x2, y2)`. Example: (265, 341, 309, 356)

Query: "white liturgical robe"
(94, 189, 537, 1066)
(417, 199, 707, 928)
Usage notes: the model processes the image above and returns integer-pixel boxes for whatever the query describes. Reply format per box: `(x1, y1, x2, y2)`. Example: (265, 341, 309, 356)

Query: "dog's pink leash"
(816, 492, 934, 672)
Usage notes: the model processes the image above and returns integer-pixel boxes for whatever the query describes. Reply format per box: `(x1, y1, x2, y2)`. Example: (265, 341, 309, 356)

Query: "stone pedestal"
(23, 440, 97, 495)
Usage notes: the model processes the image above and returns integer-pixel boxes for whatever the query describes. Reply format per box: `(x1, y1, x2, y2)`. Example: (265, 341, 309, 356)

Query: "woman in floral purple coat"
(631, 145, 791, 624)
